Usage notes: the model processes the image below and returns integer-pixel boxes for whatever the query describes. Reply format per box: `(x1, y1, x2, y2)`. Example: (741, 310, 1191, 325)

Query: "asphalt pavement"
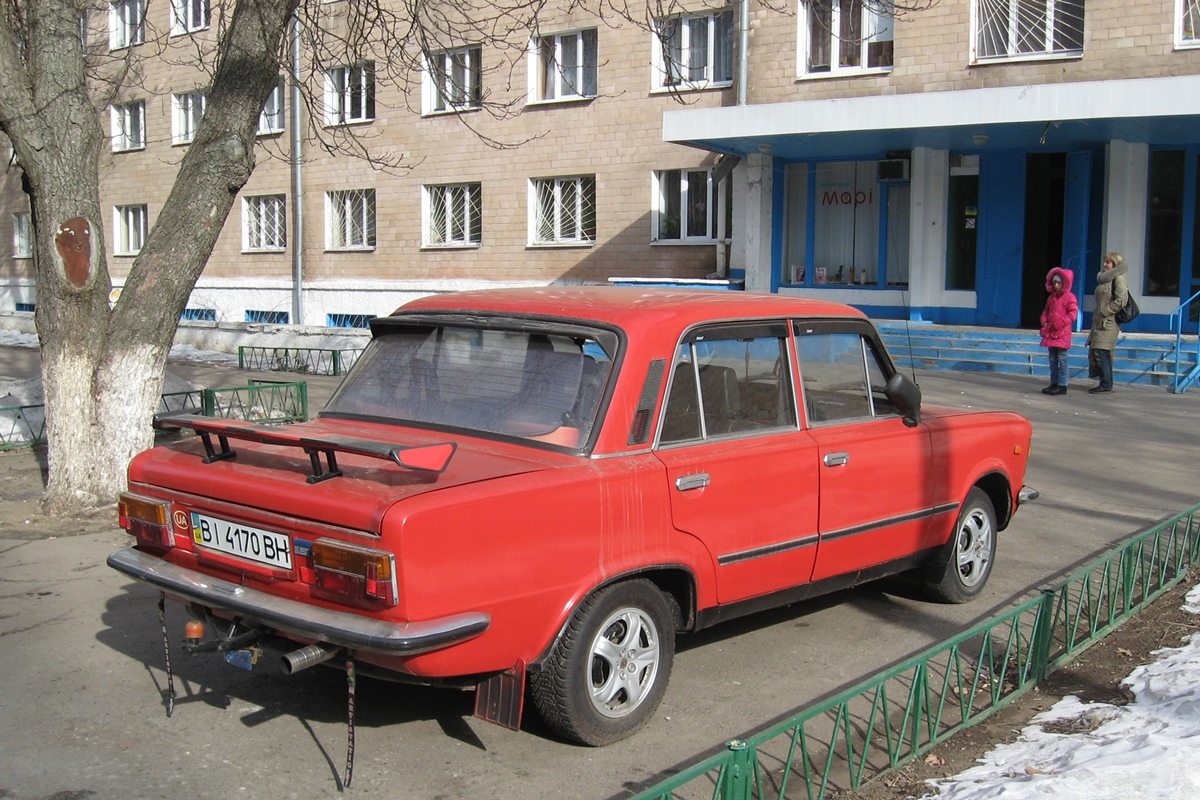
(1, 345, 1198, 800)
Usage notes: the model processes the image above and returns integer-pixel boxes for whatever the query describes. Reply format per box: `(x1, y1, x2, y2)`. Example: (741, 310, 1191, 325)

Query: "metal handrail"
(630, 503, 1200, 800)
(1170, 290, 1200, 393)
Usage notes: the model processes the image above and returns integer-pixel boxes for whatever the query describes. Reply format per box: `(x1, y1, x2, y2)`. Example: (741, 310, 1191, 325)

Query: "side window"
(796, 330, 896, 424)
(660, 325, 796, 444)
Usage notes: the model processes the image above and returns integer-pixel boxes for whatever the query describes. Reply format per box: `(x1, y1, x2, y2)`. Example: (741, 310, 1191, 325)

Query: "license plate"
(191, 512, 293, 570)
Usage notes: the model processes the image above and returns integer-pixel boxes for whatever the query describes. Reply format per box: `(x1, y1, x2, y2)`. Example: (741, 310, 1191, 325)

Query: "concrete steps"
(875, 324, 1192, 387)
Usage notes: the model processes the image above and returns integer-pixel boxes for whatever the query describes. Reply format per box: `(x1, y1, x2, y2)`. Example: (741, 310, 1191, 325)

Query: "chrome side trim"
(718, 534, 820, 566)
(719, 503, 961, 566)
(107, 548, 489, 656)
(820, 503, 961, 543)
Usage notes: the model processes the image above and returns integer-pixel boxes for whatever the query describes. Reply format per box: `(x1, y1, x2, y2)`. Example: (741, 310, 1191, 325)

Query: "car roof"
(393, 286, 865, 330)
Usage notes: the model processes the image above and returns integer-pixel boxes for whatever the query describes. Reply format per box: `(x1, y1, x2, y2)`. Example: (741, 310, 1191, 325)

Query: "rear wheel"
(531, 580, 675, 746)
(922, 487, 997, 603)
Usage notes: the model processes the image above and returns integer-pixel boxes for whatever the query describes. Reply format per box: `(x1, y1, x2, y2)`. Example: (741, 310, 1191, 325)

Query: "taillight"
(118, 492, 174, 551)
(311, 538, 398, 606)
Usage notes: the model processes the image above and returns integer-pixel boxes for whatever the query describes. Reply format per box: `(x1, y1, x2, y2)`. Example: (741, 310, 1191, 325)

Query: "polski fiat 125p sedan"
(109, 287, 1035, 746)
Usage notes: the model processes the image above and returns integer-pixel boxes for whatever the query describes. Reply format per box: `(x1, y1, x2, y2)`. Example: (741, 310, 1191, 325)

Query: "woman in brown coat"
(1086, 251, 1128, 394)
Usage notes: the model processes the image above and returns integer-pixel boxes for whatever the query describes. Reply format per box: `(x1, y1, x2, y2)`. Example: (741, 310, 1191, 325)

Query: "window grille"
(326, 189, 376, 249)
(532, 177, 596, 245)
(974, 0, 1084, 61)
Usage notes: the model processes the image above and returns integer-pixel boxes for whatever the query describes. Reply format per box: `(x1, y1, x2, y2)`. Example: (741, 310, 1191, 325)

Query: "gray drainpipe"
(289, 14, 304, 326)
(738, 0, 749, 106)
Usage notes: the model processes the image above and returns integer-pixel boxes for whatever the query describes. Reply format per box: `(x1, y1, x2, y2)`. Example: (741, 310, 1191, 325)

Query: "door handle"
(823, 452, 850, 467)
(675, 473, 711, 491)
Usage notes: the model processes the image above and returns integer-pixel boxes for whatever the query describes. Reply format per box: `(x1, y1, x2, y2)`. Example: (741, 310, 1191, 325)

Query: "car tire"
(531, 579, 675, 746)
(921, 487, 997, 604)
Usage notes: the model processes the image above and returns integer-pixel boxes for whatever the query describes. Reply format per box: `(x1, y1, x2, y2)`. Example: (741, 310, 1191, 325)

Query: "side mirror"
(885, 373, 921, 428)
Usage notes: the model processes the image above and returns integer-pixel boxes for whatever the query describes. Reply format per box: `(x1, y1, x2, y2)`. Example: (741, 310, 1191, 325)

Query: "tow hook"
(181, 619, 265, 671)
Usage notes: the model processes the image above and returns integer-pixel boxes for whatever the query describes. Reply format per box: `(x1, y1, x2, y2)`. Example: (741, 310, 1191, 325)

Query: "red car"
(110, 287, 1034, 746)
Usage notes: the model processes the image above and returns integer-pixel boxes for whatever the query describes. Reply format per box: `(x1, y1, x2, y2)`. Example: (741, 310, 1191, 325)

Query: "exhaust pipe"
(281, 643, 340, 675)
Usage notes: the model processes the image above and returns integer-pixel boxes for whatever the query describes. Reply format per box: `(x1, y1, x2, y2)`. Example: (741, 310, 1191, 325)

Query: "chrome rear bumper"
(1019, 485, 1040, 504)
(107, 547, 489, 656)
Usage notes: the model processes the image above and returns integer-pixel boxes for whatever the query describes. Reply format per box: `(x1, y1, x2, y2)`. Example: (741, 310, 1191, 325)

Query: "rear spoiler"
(153, 414, 457, 483)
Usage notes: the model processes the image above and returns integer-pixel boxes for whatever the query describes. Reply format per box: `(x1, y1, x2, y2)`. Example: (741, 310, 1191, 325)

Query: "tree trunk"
(0, 0, 300, 515)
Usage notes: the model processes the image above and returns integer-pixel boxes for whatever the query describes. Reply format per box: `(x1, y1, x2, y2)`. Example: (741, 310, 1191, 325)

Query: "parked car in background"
(109, 287, 1035, 746)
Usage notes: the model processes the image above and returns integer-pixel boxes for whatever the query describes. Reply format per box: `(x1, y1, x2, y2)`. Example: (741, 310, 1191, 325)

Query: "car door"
(653, 321, 821, 604)
(792, 321, 946, 582)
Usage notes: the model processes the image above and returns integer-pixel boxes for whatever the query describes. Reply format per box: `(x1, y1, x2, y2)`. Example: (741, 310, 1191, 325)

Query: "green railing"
(199, 379, 308, 423)
(0, 380, 307, 451)
(237, 345, 362, 376)
(631, 503, 1200, 800)
(0, 403, 46, 451)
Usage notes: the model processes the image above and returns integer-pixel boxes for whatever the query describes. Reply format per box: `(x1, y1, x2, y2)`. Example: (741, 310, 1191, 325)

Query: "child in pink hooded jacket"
(1039, 267, 1078, 395)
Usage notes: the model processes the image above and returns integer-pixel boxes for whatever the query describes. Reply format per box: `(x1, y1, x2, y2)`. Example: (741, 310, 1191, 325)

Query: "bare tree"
(0, 0, 931, 514)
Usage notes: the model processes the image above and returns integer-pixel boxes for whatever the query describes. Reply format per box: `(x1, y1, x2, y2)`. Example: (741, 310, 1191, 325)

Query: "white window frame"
(798, 0, 894, 77)
(529, 29, 598, 103)
(170, 0, 209, 35)
(242, 194, 287, 252)
(423, 183, 483, 247)
(325, 189, 376, 250)
(652, 169, 717, 243)
(653, 9, 735, 91)
(424, 46, 483, 114)
(109, 0, 145, 50)
(172, 91, 206, 145)
(257, 82, 285, 135)
(529, 176, 596, 246)
(110, 101, 145, 152)
(113, 204, 148, 255)
(12, 212, 32, 258)
(971, 0, 1085, 63)
(324, 63, 375, 125)
(1179, 0, 1200, 48)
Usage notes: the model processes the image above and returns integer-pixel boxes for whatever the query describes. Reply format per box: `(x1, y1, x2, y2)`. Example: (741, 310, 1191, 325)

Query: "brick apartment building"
(2, 0, 1200, 332)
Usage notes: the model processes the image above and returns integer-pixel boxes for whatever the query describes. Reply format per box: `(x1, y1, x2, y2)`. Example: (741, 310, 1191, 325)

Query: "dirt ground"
(839, 572, 1200, 800)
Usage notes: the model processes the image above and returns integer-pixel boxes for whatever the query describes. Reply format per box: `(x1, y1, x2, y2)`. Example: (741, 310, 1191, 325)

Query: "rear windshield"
(324, 323, 615, 449)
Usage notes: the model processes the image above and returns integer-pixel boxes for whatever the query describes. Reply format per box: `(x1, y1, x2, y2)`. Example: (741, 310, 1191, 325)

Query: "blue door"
(976, 153, 1026, 326)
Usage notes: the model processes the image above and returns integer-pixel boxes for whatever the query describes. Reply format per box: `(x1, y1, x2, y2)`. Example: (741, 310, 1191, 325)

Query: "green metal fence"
(631, 503, 1200, 800)
(237, 345, 362, 376)
(0, 380, 308, 451)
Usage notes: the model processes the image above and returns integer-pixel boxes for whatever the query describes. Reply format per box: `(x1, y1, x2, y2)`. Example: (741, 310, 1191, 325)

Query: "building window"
(257, 82, 285, 135)
(653, 169, 717, 241)
(172, 91, 205, 145)
(243, 194, 287, 252)
(170, 0, 209, 35)
(114, 204, 148, 255)
(325, 63, 375, 125)
(109, 0, 145, 49)
(654, 9, 734, 90)
(801, 0, 894, 75)
(181, 308, 217, 321)
(531, 176, 596, 245)
(246, 310, 289, 324)
(326, 189, 376, 250)
(15, 302, 35, 313)
(973, 0, 1084, 62)
(12, 212, 31, 258)
(533, 29, 598, 101)
(111, 101, 145, 152)
(1180, 0, 1200, 46)
(424, 183, 482, 247)
(425, 46, 482, 113)
(327, 313, 373, 328)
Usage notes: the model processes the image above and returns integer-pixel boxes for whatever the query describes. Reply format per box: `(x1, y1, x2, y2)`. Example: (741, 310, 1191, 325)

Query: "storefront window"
(783, 160, 909, 287)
